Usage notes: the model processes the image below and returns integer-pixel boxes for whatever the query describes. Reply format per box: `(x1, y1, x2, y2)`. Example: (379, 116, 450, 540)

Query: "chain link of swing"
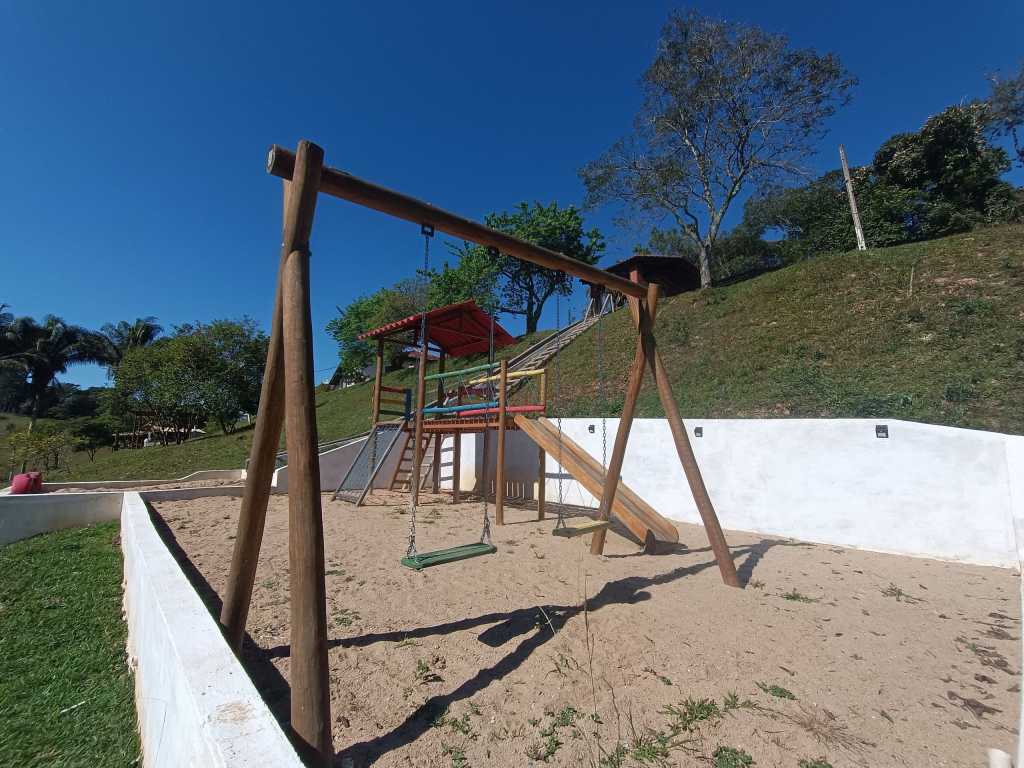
(407, 224, 494, 559)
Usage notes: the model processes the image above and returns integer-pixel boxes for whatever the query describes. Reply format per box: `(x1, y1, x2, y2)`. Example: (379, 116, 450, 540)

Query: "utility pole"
(839, 144, 867, 251)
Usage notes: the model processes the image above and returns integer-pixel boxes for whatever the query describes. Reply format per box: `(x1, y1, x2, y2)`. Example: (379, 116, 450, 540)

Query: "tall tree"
(0, 315, 108, 433)
(984, 62, 1024, 169)
(449, 202, 604, 333)
(580, 11, 855, 287)
(98, 316, 163, 371)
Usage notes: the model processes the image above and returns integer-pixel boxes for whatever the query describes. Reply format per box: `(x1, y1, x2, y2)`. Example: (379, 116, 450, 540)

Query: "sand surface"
(151, 492, 1021, 767)
(50, 479, 240, 493)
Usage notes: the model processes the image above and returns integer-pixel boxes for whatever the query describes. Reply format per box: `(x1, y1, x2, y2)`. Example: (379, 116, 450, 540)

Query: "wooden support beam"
(266, 145, 645, 300)
(276, 142, 333, 763)
(590, 283, 659, 555)
(220, 180, 293, 651)
(411, 317, 428, 507)
(640, 303, 739, 587)
(371, 339, 384, 423)
(494, 360, 508, 525)
(537, 371, 547, 521)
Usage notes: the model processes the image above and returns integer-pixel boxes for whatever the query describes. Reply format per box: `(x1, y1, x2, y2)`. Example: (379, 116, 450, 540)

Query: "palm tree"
(0, 315, 110, 432)
(98, 317, 163, 370)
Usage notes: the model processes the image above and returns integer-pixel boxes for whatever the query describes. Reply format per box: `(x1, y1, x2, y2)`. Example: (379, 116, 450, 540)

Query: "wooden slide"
(514, 415, 679, 544)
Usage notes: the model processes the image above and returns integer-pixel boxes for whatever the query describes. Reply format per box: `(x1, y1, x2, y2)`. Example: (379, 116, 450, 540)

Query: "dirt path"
(151, 493, 1021, 767)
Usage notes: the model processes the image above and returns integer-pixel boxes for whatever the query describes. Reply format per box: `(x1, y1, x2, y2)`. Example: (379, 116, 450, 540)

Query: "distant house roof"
(358, 299, 515, 358)
(605, 254, 701, 297)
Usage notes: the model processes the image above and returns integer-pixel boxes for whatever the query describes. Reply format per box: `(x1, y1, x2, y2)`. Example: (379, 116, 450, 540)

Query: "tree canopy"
(446, 201, 604, 333)
(580, 10, 855, 288)
(113, 318, 267, 437)
(741, 104, 1020, 262)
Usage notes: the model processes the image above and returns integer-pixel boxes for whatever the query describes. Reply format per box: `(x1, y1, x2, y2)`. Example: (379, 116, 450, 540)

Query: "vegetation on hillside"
(523, 225, 1024, 435)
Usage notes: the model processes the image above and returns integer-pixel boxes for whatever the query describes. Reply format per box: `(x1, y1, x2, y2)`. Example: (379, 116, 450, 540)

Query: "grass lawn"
(0, 522, 139, 767)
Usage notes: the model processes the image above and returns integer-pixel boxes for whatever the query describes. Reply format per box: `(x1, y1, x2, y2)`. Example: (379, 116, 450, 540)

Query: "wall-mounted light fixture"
(588, 424, 595, 434)
(694, 426, 703, 437)
(875, 425, 889, 438)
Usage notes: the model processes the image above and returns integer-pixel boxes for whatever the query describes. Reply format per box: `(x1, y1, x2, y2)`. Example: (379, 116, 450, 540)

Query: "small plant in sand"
(525, 734, 561, 761)
(415, 658, 443, 684)
(429, 705, 449, 728)
(881, 583, 921, 603)
(722, 692, 756, 713)
(332, 607, 361, 627)
(643, 666, 673, 686)
(713, 746, 754, 767)
(448, 712, 475, 739)
(441, 743, 469, 768)
(394, 637, 419, 648)
(660, 697, 719, 732)
(756, 681, 796, 700)
(748, 579, 766, 589)
(798, 759, 833, 768)
(780, 589, 818, 603)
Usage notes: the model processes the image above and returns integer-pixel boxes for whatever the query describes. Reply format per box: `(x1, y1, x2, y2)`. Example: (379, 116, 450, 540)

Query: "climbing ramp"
(514, 415, 679, 545)
(332, 422, 404, 505)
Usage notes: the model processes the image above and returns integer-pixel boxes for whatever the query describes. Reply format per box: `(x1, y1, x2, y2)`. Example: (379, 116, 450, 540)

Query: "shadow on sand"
(148, 500, 807, 766)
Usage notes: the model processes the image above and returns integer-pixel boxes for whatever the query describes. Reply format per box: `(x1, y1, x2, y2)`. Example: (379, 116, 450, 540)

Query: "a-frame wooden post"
(220, 179, 292, 650)
(590, 280, 739, 587)
(590, 281, 659, 555)
(280, 141, 334, 763)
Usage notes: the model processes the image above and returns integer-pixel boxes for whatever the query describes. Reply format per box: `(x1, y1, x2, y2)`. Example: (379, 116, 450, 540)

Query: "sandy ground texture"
(49, 478, 241, 493)
(150, 492, 1021, 767)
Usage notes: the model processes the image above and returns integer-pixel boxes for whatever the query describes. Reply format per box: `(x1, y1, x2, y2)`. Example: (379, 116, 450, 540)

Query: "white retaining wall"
(452, 418, 1024, 568)
(122, 492, 302, 767)
(0, 491, 122, 545)
(0, 492, 302, 767)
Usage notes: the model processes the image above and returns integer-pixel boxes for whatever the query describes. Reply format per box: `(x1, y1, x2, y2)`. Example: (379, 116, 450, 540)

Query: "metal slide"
(332, 422, 404, 505)
(514, 415, 679, 544)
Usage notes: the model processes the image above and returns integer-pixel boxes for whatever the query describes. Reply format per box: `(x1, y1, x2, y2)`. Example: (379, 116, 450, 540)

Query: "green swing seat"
(400, 542, 497, 571)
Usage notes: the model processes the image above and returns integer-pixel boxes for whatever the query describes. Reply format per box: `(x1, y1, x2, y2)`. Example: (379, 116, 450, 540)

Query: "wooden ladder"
(388, 432, 436, 492)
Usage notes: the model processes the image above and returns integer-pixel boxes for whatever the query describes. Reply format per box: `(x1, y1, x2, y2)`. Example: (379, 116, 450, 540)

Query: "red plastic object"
(10, 473, 36, 494)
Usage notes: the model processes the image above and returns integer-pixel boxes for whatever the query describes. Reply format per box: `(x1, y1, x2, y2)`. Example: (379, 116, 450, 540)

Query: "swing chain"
(407, 223, 434, 559)
(479, 311, 495, 544)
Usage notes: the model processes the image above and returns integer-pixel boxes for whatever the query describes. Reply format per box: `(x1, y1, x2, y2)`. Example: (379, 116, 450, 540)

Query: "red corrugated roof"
(357, 299, 516, 358)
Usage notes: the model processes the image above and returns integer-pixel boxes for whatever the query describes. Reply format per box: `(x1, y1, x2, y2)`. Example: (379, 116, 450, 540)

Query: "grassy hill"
(20, 223, 1024, 483)
(524, 224, 1024, 434)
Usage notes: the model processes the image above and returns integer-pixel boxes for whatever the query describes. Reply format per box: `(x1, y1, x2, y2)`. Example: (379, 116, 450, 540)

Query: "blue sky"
(2, 1, 1021, 389)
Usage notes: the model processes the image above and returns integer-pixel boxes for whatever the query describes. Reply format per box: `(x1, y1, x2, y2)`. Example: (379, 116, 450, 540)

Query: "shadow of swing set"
(216, 140, 741, 765)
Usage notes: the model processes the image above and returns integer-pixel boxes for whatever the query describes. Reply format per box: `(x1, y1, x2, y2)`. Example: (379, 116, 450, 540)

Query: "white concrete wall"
(0, 492, 122, 545)
(121, 492, 302, 767)
(457, 418, 1024, 568)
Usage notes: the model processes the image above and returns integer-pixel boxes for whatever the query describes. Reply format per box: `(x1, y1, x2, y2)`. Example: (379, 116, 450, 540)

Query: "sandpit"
(49, 478, 241, 493)
(150, 492, 1021, 767)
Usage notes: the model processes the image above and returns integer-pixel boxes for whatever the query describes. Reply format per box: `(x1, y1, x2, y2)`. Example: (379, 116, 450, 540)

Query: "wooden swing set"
(218, 140, 740, 765)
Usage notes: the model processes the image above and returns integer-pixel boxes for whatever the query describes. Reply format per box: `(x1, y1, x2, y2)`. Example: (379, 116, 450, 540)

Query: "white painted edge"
(121, 492, 302, 767)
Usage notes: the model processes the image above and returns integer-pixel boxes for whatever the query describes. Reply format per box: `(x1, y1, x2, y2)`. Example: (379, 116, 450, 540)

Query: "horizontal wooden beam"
(267, 145, 646, 300)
